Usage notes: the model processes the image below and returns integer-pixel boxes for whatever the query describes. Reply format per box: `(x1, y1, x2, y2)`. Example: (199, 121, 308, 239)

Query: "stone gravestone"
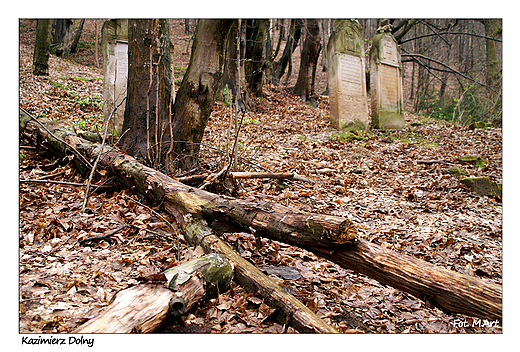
(369, 25, 404, 129)
(327, 20, 369, 131)
(102, 19, 129, 133)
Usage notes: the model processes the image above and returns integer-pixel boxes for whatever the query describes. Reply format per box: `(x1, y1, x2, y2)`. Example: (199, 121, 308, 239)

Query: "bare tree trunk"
(94, 19, 99, 68)
(272, 19, 302, 85)
(245, 19, 269, 97)
(51, 19, 73, 56)
(32, 19, 53, 76)
(170, 19, 234, 171)
(69, 19, 85, 54)
(479, 19, 501, 90)
(293, 19, 321, 107)
(220, 20, 252, 112)
(119, 19, 173, 171)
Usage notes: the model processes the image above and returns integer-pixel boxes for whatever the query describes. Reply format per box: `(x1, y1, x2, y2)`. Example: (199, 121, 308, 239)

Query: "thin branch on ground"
(122, 194, 181, 261)
(20, 107, 94, 170)
(81, 96, 126, 211)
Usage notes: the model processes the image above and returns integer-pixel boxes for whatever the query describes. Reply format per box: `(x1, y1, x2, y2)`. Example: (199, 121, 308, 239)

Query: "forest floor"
(19, 19, 502, 335)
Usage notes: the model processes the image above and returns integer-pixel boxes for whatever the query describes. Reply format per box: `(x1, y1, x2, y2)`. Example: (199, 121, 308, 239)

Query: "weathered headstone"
(102, 19, 129, 133)
(369, 25, 404, 129)
(327, 20, 369, 131)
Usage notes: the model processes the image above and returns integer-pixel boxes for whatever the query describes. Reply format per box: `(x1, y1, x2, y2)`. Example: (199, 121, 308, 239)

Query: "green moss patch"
(461, 176, 501, 197)
(458, 154, 488, 169)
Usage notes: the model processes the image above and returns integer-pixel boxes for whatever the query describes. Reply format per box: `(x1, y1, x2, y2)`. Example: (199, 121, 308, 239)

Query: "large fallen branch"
(74, 254, 233, 333)
(310, 241, 501, 321)
(73, 284, 174, 333)
(182, 217, 338, 333)
(21, 113, 502, 321)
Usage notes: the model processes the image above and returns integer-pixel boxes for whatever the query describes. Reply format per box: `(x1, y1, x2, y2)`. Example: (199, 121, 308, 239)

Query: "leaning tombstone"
(102, 19, 129, 134)
(369, 23, 405, 129)
(327, 20, 370, 130)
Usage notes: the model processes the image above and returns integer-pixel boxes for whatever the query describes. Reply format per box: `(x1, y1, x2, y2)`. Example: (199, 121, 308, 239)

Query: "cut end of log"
(305, 216, 358, 245)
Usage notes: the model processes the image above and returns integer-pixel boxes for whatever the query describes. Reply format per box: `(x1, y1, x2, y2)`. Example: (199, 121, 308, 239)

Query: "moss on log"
(183, 217, 339, 333)
(21, 114, 502, 322)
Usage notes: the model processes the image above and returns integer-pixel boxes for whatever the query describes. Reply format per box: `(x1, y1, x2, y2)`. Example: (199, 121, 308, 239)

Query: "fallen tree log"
(21, 113, 502, 321)
(182, 217, 338, 333)
(74, 254, 233, 333)
(310, 241, 501, 321)
(73, 284, 175, 333)
(20, 114, 357, 248)
(162, 253, 233, 317)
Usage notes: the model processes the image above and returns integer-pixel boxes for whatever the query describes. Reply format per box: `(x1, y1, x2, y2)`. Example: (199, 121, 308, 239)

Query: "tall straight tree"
(220, 20, 252, 112)
(170, 19, 234, 171)
(478, 19, 502, 90)
(119, 19, 174, 170)
(245, 19, 269, 97)
(272, 19, 303, 85)
(293, 19, 321, 106)
(32, 19, 53, 76)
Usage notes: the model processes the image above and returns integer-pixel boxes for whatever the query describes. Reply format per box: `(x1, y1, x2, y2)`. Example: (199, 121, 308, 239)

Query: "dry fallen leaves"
(19, 19, 501, 334)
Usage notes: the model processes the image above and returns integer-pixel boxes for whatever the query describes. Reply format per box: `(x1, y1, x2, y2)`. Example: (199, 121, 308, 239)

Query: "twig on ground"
(122, 194, 181, 260)
(20, 107, 94, 170)
(82, 97, 126, 211)
(78, 224, 133, 245)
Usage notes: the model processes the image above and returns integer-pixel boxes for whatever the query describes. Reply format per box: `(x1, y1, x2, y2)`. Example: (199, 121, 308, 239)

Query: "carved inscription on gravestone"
(380, 64, 399, 109)
(369, 30, 404, 129)
(327, 20, 369, 130)
(339, 55, 364, 96)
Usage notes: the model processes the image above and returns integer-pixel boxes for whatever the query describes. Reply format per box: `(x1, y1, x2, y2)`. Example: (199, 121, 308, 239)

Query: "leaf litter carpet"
(19, 42, 502, 334)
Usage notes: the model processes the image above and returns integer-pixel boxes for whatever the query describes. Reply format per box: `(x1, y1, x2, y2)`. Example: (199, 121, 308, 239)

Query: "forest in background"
(21, 19, 502, 127)
(19, 18, 504, 338)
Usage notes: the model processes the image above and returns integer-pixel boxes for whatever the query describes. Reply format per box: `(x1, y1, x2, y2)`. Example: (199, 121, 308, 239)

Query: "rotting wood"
(73, 284, 175, 333)
(73, 254, 233, 333)
(162, 253, 234, 316)
(182, 216, 339, 333)
(21, 115, 502, 321)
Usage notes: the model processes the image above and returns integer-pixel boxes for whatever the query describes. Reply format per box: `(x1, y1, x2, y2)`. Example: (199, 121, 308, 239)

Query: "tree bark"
(73, 254, 232, 333)
(20, 113, 502, 322)
(170, 19, 234, 171)
(477, 19, 501, 88)
(69, 19, 85, 54)
(73, 284, 175, 333)
(181, 217, 338, 333)
(220, 20, 252, 112)
(119, 19, 174, 171)
(245, 19, 269, 97)
(272, 19, 303, 85)
(293, 19, 322, 106)
(163, 253, 233, 316)
(32, 19, 53, 76)
(310, 240, 501, 321)
(51, 19, 73, 56)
